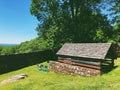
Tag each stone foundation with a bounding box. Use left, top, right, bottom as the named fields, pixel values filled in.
left=49, top=61, right=101, bottom=77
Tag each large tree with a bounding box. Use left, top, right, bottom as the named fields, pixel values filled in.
left=30, top=0, right=113, bottom=49
left=101, top=0, right=120, bottom=42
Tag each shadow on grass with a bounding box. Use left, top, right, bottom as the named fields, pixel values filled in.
left=0, top=50, right=55, bottom=75
left=101, top=65, right=118, bottom=74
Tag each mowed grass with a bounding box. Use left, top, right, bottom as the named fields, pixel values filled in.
left=0, top=59, right=120, bottom=90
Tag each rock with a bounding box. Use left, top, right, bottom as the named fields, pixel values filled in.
left=49, top=61, right=101, bottom=77
left=0, top=74, right=27, bottom=85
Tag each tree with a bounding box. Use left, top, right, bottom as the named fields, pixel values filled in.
left=100, top=0, right=120, bottom=42
left=0, top=46, right=4, bottom=54
left=30, top=0, right=113, bottom=49
left=1, top=46, right=17, bottom=55
left=16, top=37, right=51, bottom=53
left=110, top=0, right=120, bottom=23
left=112, top=22, right=120, bottom=42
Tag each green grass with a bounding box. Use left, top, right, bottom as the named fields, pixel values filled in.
left=0, top=59, right=120, bottom=90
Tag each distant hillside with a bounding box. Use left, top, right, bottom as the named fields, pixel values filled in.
left=0, top=44, right=18, bottom=47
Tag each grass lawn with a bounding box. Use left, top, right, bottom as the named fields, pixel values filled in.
left=0, top=58, right=120, bottom=90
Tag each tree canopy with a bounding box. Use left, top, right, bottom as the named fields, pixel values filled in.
left=30, top=0, right=120, bottom=50
left=30, top=0, right=118, bottom=48
left=0, top=0, right=120, bottom=55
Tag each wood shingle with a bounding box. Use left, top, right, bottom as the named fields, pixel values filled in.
left=56, top=43, right=112, bottom=59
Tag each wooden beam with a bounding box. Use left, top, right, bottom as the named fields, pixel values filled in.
left=111, top=59, right=114, bottom=67
left=74, top=62, right=101, bottom=70
left=58, top=60, right=101, bottom=70
left=69, top=59, right=100, bottom=66
left=58, top=57, right=101, bottom=66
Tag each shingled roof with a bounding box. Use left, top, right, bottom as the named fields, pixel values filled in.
left=56, top=43, right=112, bottom=59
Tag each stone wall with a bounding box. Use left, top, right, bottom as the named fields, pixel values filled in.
left=49, top=61, right=101, bottom=77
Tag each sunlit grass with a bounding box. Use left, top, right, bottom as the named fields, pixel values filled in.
left=0, top=59, right=120, bottom=90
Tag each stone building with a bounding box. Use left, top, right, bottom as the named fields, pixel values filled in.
left=49, top=43, right=117, bottom=76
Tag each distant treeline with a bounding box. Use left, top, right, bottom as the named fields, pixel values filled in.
left=0, top=37, right=54, bottom=55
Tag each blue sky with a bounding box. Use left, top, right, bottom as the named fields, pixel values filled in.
left=0, top=0, right=38, bottom=44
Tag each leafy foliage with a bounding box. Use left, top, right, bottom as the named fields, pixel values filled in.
left=112, top=22, right=120, bottom=42
left=0, top=0, right=120, bottom=55
left=0, top=46, right=4, bottom=54
left=30, top=0, right=117, bottom=50
left=0, top=46, right=17, bottom=55
left=14, top=37, right=49, bottom=53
